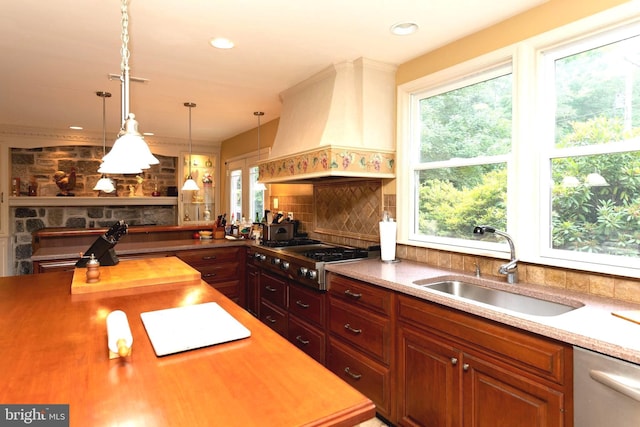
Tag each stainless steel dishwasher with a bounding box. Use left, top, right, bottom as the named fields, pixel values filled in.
left=574, top=346, right=640, bottom=426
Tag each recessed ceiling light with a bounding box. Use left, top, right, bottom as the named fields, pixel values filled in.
left=210, top=37, right=234, bottom=49
left=69, top=126, right=83, bottom=130
left=390, top=22, right=419, bottom=36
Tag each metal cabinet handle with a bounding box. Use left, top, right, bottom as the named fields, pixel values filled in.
left=201, top=255, right=217, bottom=260
left=344, top=367, right=362, bottom=380
left=463, top=363, right=469, bottom=371
left=344, top=289, right=362, bottom=299
left=295, top=300, right=310, bottom=309
left=451, top=358, right=458, bottom=365
left=203, top=272, right=216, bottom=278
left=265, top=315, right=276, bottom=324
left=295, top=335, right=310, bottom=345
left=590, top=370, right=640, bottom=402
left=264, top=285, right=277, bottom=292
left=344, top=323, right=362, bottom=334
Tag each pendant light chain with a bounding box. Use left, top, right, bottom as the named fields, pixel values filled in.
left=120, top=0, right=130, bottom=73
left=120, top=0, right=131, bottom=124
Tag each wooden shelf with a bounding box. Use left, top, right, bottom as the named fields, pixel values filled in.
left=9, top=196, right=178, bottom=207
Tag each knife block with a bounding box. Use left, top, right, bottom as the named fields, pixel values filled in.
left=214, top=227, right=226, bottom=239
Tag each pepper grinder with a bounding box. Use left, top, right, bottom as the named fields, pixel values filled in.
left=86, top=253, right=100, bottom=283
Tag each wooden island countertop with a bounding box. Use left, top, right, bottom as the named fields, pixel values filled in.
left=0, top=269, right=374, bottom=426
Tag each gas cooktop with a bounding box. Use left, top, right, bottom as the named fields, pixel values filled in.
left=260, top=238, right=321, bottom=248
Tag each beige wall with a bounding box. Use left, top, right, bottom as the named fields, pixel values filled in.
left=219, top=118, right=279, bottom=214
left=397, top=0, right=631, bottom=85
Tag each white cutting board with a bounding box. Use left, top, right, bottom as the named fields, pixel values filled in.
left=140, top=302, right=251, bottom=357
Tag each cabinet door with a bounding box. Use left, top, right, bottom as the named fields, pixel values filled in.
left=260, top=271, right=287, bottom=309
left=288, top=316, right=325, bottom=364
left=328, top=337, right=392, bottom=419
left=245, top=263, right=260, bottom=317
left=462, top=352, right=565, bottom=427
left=179, top=152, right=217, bottom=225
left=0, top=237, right=7, bottom=277
left=397, top=325, right=462, bottom=427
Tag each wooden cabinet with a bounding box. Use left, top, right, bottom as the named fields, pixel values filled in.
left=177, top=247, right=244, bottom=303
left=251, top=267, right=327, bottom=365
left=396, top=294, right=572, bottom=427
left=259, top=271, right=288, bottom=338
left=326, top=272, right=394, bottom=421
left=179, top=152, right=218, bottom=225
left=288, top=282, right=326, bottom=364
left=245, top=257, right=260, bottom=318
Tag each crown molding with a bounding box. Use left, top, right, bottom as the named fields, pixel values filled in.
left=0, top=124, right=220, bottom=155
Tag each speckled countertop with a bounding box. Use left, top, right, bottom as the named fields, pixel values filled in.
left=325, top=257, right=640, bottom=365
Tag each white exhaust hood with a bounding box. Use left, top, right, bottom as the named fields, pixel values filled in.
left=258, top=57, right=397, bottom=183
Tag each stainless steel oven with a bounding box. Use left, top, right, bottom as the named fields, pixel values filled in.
left=574, top=346, right=640, bottom=426
left=248, top=241, right=374, bottom=291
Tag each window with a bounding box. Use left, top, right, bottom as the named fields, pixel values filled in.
left=229, top=168, right=242, bottom=223
left=543, top=26, right=640, bottom=264
left=398, top=4, right=640, bottom=277
left=410, top=66, right=512, bottom=244
left=227, top=151, right=268, bottom=225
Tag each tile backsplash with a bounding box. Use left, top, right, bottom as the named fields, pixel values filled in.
left=271, top=183, right=640, bottom=305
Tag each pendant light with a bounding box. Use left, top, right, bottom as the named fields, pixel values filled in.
left=182, top=102, right=200, bottom=191
left=93, top=91, right=116, bottom=193
left=254, top=111, right=266, bottom=191
left=98, top=0, right=159, bottom=175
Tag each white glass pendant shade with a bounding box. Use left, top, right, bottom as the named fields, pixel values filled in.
left=182, top=176, right=200, bottom=191
left=93, top=176, right=115, bottom=193
left=98, top=114, right=159, bottom=174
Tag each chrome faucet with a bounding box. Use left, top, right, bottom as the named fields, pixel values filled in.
left=473, top=226, right=518, bottom=284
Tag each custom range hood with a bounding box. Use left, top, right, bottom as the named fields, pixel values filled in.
left=258, top=57, right=397, bottom=183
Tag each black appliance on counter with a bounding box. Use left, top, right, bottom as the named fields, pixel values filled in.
left=75, top=220, right=128, bottom=267
left=248, top=240, right=375, bottom=291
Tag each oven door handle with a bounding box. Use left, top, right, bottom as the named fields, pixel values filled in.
left=590, top=369, right=640, bottom=403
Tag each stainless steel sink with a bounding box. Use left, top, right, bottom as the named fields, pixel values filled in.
left=414, top=280, right=582, bottom=316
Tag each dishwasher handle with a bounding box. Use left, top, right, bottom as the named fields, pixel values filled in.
left=590, top=369, right=640, bottom=402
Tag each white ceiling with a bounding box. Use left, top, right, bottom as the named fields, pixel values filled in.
left=0, top=0, right=546, bottom=145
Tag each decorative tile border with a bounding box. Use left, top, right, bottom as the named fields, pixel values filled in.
left=258, top=146, right=395, bottom=182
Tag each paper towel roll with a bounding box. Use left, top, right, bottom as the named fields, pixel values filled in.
left=379, top=221, right=397, bottom=261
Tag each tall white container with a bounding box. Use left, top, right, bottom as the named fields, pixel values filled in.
left=379, top=220, right=397, bottom=261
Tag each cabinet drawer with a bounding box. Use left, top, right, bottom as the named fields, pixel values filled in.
left=328, top=338, right=391, bottom=417
left=261, top=272, right=287, bottom=309
left=288, top=316, right=325, bottom=365
left=289, top=284, right=325, bottom=328
left=327, top=273, right=392, bottom=316
left=329, top=298, right=391, bottom=364
left=199, top=263, right=239, bottom=284
left=177, top=247, right=242, bottom=267
left=260, top=301, right=287, bottom=338
left=209, top=280, right=240, bottom=300
left=397, top=294, right=569, bottom=385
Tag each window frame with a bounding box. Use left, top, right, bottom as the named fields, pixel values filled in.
left=397, top=4, right=640, bottom=278
left=226, top=148, right=269, bottom=224
left=408, top=62, right=513, bottom=247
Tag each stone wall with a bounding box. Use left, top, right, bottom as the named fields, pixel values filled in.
left=12, top=204, right=177, bottom=275
left=9, top=145, right=180, bottom=275
left=11, top=146, right=177, bottom=197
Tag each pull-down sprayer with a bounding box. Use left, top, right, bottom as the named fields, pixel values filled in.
left=473, top=226, right=518, bottom=284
